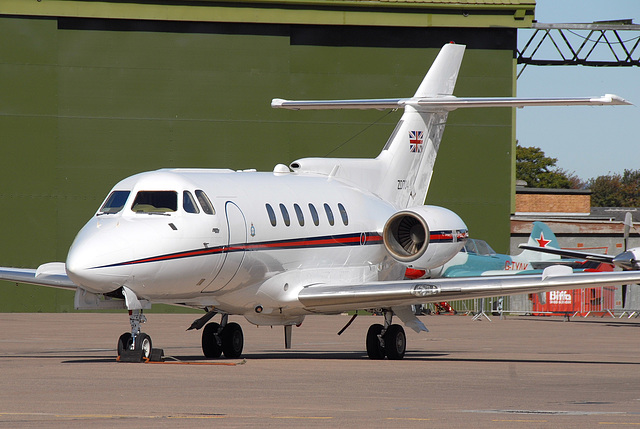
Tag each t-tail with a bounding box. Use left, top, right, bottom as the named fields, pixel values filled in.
left=373, top=44, right=464, bottom=208
left=272, top=43, right=630, bottom=209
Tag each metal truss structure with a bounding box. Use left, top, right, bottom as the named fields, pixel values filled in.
left=518, top=20, right=640, bottom=78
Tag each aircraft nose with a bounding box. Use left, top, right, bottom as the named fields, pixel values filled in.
left=65, top=219, right=133, bottom=293
left=612, top=250, right=638, bottom=271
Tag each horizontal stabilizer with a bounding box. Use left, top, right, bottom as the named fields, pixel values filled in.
left=518, top=244, right=615, bottom=264
left=271, top=98, right=404, bottom=110
left=271, top=94, right=631, bottom=111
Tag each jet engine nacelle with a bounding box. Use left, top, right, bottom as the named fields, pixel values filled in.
left=383, top=205, right=468, bottom=270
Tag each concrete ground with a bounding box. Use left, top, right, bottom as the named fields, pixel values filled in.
left=0, top=312, right=639, bottom=428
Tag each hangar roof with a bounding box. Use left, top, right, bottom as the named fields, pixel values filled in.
left=0, top=0, right=535, bottom=28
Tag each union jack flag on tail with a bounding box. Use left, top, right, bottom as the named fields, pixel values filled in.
left=409, top=130, right=423, bottom=153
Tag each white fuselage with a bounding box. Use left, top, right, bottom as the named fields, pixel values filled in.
left=65, top=168, right=415, bottom=322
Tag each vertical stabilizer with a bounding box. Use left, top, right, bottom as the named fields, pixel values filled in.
left=515, top=221, right=562, bottom=263
left=373, top=44, right=465, bottom=208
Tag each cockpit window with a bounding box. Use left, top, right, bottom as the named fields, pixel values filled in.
left=463, top=239, right=478, bottom=254
left=183, top=191, right=200, bottom=214
left=99, top=191, right=130, bottom=215
left=474, top=239, right=496, bottom=256
left=195, top=190, right=215, bottom=215
left=132, top=191, right=177, bottom=213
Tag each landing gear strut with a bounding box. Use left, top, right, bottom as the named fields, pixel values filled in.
left=365, top=310, right=406, bottom=360
left=201, top=314, right=244, bottom=359
left=117, top=309, right=153, bottom=361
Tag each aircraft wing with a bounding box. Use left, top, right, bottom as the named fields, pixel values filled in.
left=0, top=263, right=77, bottom=290
left=271, top=94, right=631, bottom=111
left=518, top=244, right=615, bottom=264
left=298, top=268, right=640, bottom=313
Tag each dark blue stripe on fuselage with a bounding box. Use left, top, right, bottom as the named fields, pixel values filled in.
left=92, top=229, right=462, bottom=270
left=93, top=232, right=383, bottom=269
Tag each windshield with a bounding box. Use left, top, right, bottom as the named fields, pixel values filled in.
left=463, top=239, right=478, bottom=254
left=474, top=240, right=496, bottom=256
left=132, top=191, right=177, bottom=213
left=98, top=191, right=130, bottom=215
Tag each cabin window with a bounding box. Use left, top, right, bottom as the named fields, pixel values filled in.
left=183, top=191, right=200, bottom=214
left=132, top=191, right=177, bottom=213
left=324, top=203, right=334, bottom=226
left=294, top=204, right=304, bottom=226
left=338, top=203, right=348, bottom=226
left=266, top=204, right=277, bottom=226
left=99, top=190, right=130, bottom=215
left=195, top=190, right=215, bottom=215
left=280, top=203, right=291, bottom=227
left=308, top=203, right=319, bottom=226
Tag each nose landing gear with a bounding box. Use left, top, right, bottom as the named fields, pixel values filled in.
left=117, top=309, right=160, bottom=362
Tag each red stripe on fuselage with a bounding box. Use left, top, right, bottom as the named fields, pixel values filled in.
left=95, top=233, right=383, bottom=269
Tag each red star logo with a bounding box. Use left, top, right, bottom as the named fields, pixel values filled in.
left=536, top=232, right=551, bottom=248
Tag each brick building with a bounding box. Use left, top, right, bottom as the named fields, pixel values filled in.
left=515, top=186, right=591, bottom=216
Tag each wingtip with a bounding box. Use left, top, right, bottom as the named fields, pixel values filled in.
left=602, top=94, right=633, bottom=105
left=271, top=98, right=286, bottom=108
left=542, top=265, right=573, bottom=281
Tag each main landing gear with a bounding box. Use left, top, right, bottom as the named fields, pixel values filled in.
left=366, top=310, right=406, bottom=360
left=117, top=309, right=156, bottom=362
left=201, top=314, right=244, bottom=359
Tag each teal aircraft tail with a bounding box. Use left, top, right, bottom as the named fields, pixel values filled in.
left=515, top=222, right=562, bottom=264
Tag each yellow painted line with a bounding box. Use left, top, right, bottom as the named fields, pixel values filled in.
left=0, top=412, right=226, bottom=420
left=167, top=415, right=226, bottom=419
left=271, top=416, right=333, bottom=420
left=145, top=360, right=241, bottom=366
left=54, top=414, right=149, bottom=419
left=493, top=419, right=548, bottom=423
left=599, top=423, right=640, bottom=426
left=386, top=417, right=433, bottom=421
left=0, top=412, right=157, bottom=419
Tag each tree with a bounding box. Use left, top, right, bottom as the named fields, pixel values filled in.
left=589, top=169, right=640, bottom=207
left=516, top=144, right=578, bottom=189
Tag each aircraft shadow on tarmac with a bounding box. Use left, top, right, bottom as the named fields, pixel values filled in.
left=50, top=350, right=640, bottom=366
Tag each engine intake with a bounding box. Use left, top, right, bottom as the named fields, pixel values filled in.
left=384, top=212, right=429, bottom=262
left=383, top=206, right=468, bottom=270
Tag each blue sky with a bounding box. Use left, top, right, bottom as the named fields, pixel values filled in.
left=516, top=0, right=640, bottom=181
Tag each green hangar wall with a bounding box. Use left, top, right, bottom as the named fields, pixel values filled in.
left=0, top=0, right=534, bottom=312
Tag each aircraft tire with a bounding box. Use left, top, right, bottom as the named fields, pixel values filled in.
left=366, top=324, right=386, bottom=360
left=135, top=333, right=153, bottom=360
left=117, top=332, right=132, bottom=357
left=384, top=324, right=406, bottom=360
left=221, top=322, right=244, bottom=359
left=202, top=322, right=223, bottom=358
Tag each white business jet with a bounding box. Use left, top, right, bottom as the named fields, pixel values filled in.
left=1, top=43, right=637, bottom=360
